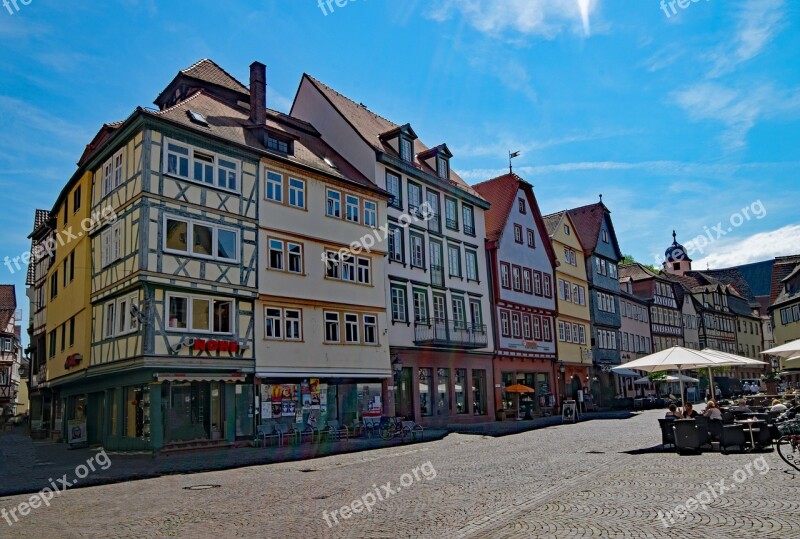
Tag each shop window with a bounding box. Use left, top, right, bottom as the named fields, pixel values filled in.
left=455, top=369, right=467, bottom=414
left=472, top=369, right=487, bottom=415
left=419, top=368, right=433, bottom=416
left=124, top=385, right=150, bottom=440
left=437, top=368, right=450, bottom=414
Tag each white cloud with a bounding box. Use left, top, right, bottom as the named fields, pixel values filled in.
left=428, top=0, right=599, bottom=39
left=671, top=82, right=800, bottom=150
left=706, top=0, right=786, bottom=78
left=452, top=129, right=635, bottom=158
left=692, top=225, right=800, bottom=269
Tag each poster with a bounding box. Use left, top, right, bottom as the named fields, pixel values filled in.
left=310, top=378, right=321, bottom=409
left=261, top=402, right=272, bottom=419
left=302, top=393, right=312, bottom=410
left=271, top=385, right=282, bottom=403
left=282, top=400, right=296, bottom=417
left=67, top=419, right=87, bottom=445
left=272, top=403, right=282, bottom=417
left=319, top=385, right=328, bottom=414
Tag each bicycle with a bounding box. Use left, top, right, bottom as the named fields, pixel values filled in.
left=379, top=416, right=406, bottom=441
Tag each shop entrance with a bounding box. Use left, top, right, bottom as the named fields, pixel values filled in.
left=166, top=382, right=223, bottom=441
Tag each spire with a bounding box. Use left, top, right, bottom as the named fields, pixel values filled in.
left=672, top=230, right=677, bottom=243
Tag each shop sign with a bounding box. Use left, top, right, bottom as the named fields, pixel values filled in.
left=191, top=338, right=239, bottom=353
left=67, top=419, right=87, bottom=445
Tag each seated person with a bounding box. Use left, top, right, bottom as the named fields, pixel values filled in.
left=703, top=401, right=722, bottom=420
left=730, top=399, right=752, bottom=413
left=681, top=403, right=699, bottom=419
left=770, top=399, right=787, bottom=413
left=665, top=403, right=680, bottom=418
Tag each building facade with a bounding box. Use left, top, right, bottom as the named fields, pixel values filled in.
left=566, top=202, right=623, bottom=403
left=543, top=210, right=592, bottom=400
left=617, top=278, right=652, bottom=398
left=475, top=173, right=559, bottom=417
left=0, top=286, right=22, bottom=417
left=292, top=75, right=495, bottom=425
left=768, top=256, right=800, bottom=383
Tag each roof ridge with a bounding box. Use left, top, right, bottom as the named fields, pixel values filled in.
left=182, top=58, right=248, bottom=92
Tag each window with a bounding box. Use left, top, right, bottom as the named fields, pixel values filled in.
left=264, top=171, right=283, bottom=202
left=364, top=200, right=377, bottom=227
left=49, top=330, right=56, bottom=357
left=345, top=313, right=360, bottom=343
left=345, top=195, right=360, bottom=223
left=462, top=205, right=475, bottom=236
left=325, top=312, right=340, bottom=342
left=386, top=172, right=401, bottom=208
left=448, top=245, right=461, bottom=278
left=104, top=301, right=116, bottom=338
left=115, top=294, right=138, bottom=336
left=391, top=286, right=407, bottom=323
left=102, top=158, right=113, bottom=197
left=341, top=254, right=356, bottom=282
left=542, top=319, right=552, bottom=341
left=564, top=224, right=570, bottom=235
left=437, top=157, right=449, bottom=179
left=500, top=262, right=511, bottom=289
left=558, top=321, right=565, bottom=341
left=164, top=140, right=238, bottom=192
left=413, top=289, right=428, bottom=323
left=523, top=268, right=532, bottom=294
left=357, top=257, right=371, bottom=284
left=469, top=300, right=482, bottom=327
left=563, top=280, right=572, bottom=302
left=163, top=216, right=238, bottom=262
left=73, top=186, right=81, bottom=213
left=533, top=272, right=542, bottom=296
left=465, top=250, right=479, bottom=281
left=288, top=178, right=305, bottom=208
left=407, top=182, right=422, bottom=213
left=558, top=279, right=565, bottom=300
left=399, top=138, right=412, bottom=162
left=514, top=224, right=523, bottom=244
left=601, top=229, right=609, bottom=243
left=284, top=309, right=301, bottom=340
left=609, top=264, right=618, bottom=279
left=101, top=222, right=123, bottom=267
left=445, top=197, right=458, bottom=230
left=69, top=317, right=75, bottom=346
left=167, top=294, right=233, bottom=334
left=326, top=189, right=341, bottom=218
left=68, top=251, right=75, bottom=283
left=511, top=313, right=521, bottom=337
left=512, top=265, right=522, bottom=291
left=288, top=243, right=303, bottom=274
left=523, top=315, right=531, bottom=339
left=426, top=190, right=441, bottom=233
left=578, top=325, right=586, bottom=344
left=527, top=229, right=535, bottom=248
left=265, top=308, right=282, bottom=339
left=388, top=225, right=404, bottom=262
left=410, top=233, right=425, bottom=269
left=60, top=322, right=66, bottom=351
left=433, top=294, right=447, bottom=322
left=50, top=271, right=58, bottom=299
left=533, top=317, right=542, bottom=340
left=266, top=135, right=291, bottom=154
left=269, top=239, right=284, bottom=270
left=472, top=369, right=487, bottom=416
left=364, top=315, right=378, bottom=344
left=565, top=248, right=577, bottom=266
left=112, top=149, right=124, bottom=189
left=452, top=297, right=466, bottom=329
left=500, top=311, right=510, bottom=337
left=518, top=198, right=526, bottom=214
left=564, top=321, right=572, bottom=343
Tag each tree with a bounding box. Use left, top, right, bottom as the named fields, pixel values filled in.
left=620, top=254, right=660, bottom=274
left=648, top=371, right=667, bottom=398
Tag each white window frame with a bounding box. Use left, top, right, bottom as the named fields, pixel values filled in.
left=363, top=314, right=378, bottom=344
left=284, top=309, right=302, bottom=341
left=410, top=234, right=425, bottom=269
left=103, top=301, right=116, bottom=339
left=265, top=170, right=284, bottom=203
left=288, top=177, right=305, bottom=208
left=364, top=200, right=377, bottom=227
left=344, top=313, right=360, bottom=343
left=326, top=189, right=342, bottom=218
left=264, top=307, right=283, bottom=340
left=465, top=250, right=479, bottom=281
left=345, top=194, right=360, bottom=223
left=165, top=293, right=235, bottom=335
left=163, top=138, right=240, bottom=193
left=357, top=257, right=371, bottom=285
left=163, top=215, right=240, bottom=263
left=101, top=222, right=123, bottom=268
left=324, top=311, right=341, bottom=342
left=391, top=286, right=407, bottom=323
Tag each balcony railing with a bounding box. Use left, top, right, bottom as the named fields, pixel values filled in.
left=446, top=218, right=459, bottom=231
left=428, top=216, right=441, bottom=233
left=463, top=223, right=475, bottom=236
left=430, top=264, right=444, bottom=287
left=414, top=319, right=488, bottom=349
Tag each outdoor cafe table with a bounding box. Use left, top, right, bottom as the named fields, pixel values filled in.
left=735, top=418, right=763, bottom=450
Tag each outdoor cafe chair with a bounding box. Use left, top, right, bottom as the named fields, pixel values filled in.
left=720, top=424, right=747, bottom=454
left=754, top=423, right=773, bottom=450
left=708, top=418, right=724, bottom=443
left=658, top=418, right=676, bottom=450
left=673, top=420, right=703, bottom=454
left=693, top=417, right=713, bottom=450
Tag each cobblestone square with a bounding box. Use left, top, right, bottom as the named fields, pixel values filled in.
left=2, top=410, right=798, bottom=538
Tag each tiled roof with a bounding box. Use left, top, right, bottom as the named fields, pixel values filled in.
left=771, top=256, right=800, bottom=307
left=727, top=294, right=756, bottom=317
left=146, top=90, right=376, bottom=191
left=703, top=267, right=758, bottom=304
left=473, top=173, right=525, bottom=241
left=565, top=202, right=606, bottom=254
left=298, top=75, right=483, bottom=200
left=181, top=58, right=248, bottom=94
left=542, top=211, right=563, bottom=236
left=619, top=262, right=660, bottom=281
left=0, top=285, right=16, bottom=330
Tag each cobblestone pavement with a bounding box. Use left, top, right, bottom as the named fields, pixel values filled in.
left=1, top=409, right=798, bottom=538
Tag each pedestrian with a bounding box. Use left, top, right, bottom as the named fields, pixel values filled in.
left=742, top=382, right=750, bottom=395
left=715, top=386, right=722, bottom=401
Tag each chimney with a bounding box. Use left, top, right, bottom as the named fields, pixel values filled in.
left=249, top=61, right=267, bottom=126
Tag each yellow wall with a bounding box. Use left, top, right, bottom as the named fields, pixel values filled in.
left=773, top=298, right=800, bottom=370
left=44, top=171, right=93, bottom=382
left=550, top=213, right=591, bottom=365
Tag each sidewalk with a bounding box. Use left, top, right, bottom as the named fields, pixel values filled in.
left=0, top=411, right=636, bottom=497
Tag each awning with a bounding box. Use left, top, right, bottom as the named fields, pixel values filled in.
left=154, top=373, right=246, bottom=382
left=256, top=370, right=391, bottom=379
left=612, top=368, right=641, bottom=378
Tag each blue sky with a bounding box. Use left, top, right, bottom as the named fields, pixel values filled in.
left=1, top=0, right=799, bottom=327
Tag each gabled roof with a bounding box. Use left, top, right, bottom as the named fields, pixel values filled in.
left=473, top=172, right=557, bottom=264
left=734, top=259, right=774, bottom=297
left=145, top=89, right=377, bottom=191
left=0, top=285, right=16, bottom=330
left=294, top=74, right=483, bottom=200
left=619, top=262, right=661, bottom=281
left=542, top=211, right=563, bottom=237
left=701, top=267, right=758, bottom=304
left=770, top=255, right=800, bottom=307
left=565, top=202, right=622, bottom=260
left=155, top=59, right=249, bottom=106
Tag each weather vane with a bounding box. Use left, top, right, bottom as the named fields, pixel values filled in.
left=509, top=151, right=520, bottom=174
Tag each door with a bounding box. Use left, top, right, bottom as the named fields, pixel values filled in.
left=432, top=294, right=447, bottom=342
left=395, top=367, right=414, bottom=419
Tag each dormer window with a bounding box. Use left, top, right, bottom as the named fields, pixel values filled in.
left=400, top=139, right=412, bottom=162
left=437, top=157, right=449, bottom=179
left=267, top=134, right=292, bottom=155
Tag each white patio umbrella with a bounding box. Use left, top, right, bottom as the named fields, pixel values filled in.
left=762, top=338, right=800, bottom=358
left=699, top=349, right=767, bottom=399
left=633, top=374, right=699, bottom=384
left=613, top=347, right=722, bottom=406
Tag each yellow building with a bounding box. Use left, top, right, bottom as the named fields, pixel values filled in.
left=769, top=256, right=800, bottom=383
left=543, top=211, right=592, bottom=398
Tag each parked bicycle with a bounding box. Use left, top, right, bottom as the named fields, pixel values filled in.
left=379, top=416, right=406, bottom=441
